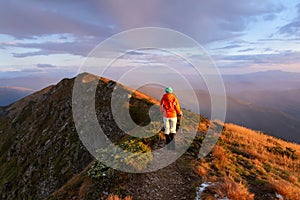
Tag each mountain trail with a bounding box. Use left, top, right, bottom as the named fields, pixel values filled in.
left=127, top=153, right=200, bottom=200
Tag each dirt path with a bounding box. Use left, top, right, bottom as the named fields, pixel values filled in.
left=127, top=143, right=201, bottom=200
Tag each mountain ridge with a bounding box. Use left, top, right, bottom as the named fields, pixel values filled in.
left=0, top=74, right=299, bottom=199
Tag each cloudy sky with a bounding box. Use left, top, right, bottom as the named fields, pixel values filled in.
left=1, top=0, right=300, bottom=88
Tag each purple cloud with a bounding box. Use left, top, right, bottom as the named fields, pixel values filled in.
left=0, top=0, right=284, bottom=44
left=279, top=3, right=300, bottom=36
left=9, top=39, right=97, bottom=57
left=2, top=0, right=299, bottom=77
left=238, top=48, right=255, bottom=52
left=280, top=21, right=300, bottom=35
left=215, top=50, right=300, bottom=69
left=214, top=45, right=241, bottom=50
left=0, top=1, right=115, bottom=39
left=37, top=64, right=56, bottom=68
left=12, top=51, right=49, bottom=58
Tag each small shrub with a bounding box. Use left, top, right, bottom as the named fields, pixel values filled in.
left=263, top=162, right=272, bottom=172
left=266, top=145, right=298, bottom=160
left=96, top=139, right=153, bottom=171
left=203, top=176, right=254, bottom=200
left=198, top=123, right=208, bottom=133
left=88, top=160, right=115, bottom=184
left=195, top=165, right=207, bottom=177
left=288, top=175, right=298, bottom=184
left=212, top=145, right=228, bottom=170
left=269, top=179, right=300, bottom=200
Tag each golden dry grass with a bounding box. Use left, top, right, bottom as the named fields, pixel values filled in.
left=268, top=179, right=300, bottom=200
left=223, top=124, right=300, bottom=177
left=212, top=145, right=229, bottom=170
left=202, top=176, right=254, bottom=200
left=196, top=123, right=300, bottom=199
left=195, top=165, right=207, bottom=177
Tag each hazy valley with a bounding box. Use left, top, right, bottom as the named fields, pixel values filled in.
left=138, top=70, right=300, bottom=143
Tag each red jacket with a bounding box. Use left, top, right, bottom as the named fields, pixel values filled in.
left=160, top=93, right=181, bottom=118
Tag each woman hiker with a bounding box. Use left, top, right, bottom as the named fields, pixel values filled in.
left=160, top=87, right=182, bottom=150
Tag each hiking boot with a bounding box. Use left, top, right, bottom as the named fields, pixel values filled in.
left=165, top=134, right=171, bottom=145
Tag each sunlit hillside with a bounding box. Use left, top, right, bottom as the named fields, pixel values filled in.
left=194, top=123, right=300, bottom=199
left=1, top=75, right=300, bottom=200
left=50, top=121, right=300, bottom=200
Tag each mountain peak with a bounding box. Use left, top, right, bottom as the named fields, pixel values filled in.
left=0, top=75, right=299, bottom=199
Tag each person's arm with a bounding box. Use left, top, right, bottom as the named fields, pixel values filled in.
left=174, top=96, right=182, bottom=116
left=160, top=96, right=164, bottom=113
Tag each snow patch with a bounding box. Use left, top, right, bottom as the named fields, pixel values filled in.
left=275, top=192, right=283, bottom=200
left=195, top=182, right=214, bottom=200
left=195, top=182, right=230, bottom=200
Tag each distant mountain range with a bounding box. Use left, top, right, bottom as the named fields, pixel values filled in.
left=0, top=86, right=34, bottom=106
left=223, top=70, right=300, bottom=142
left=138, top=70, right=300, bottom=143
left=1, top=70, right=300, bottom=141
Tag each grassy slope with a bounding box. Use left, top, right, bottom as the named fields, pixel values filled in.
left=49, top=121, right=300, bottom=200
left=197, top=124, right=300, bottom=200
